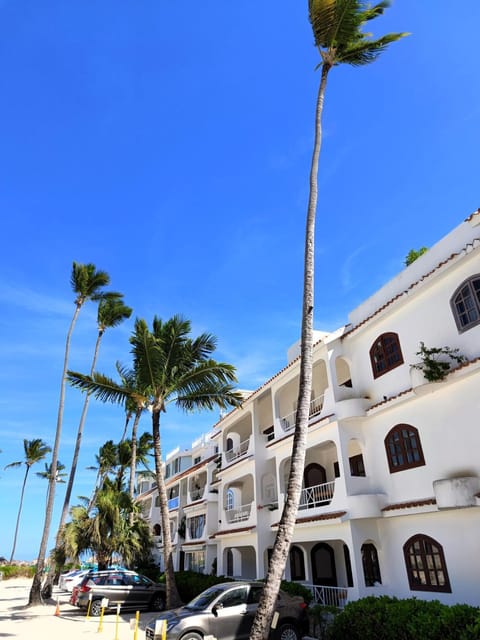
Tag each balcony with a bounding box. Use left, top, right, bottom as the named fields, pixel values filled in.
left=189, top=486, right=206, bottom=502
left=225, top=502, right=253, bottom=524
left=298, top=480, right=335, bottom=509
left=280, top=395, right=325, bottom=433
left=225, top=437, right=251, bottom=464
left=168, top=496, right=180, bottom=510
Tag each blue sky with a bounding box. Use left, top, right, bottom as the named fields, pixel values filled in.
left=0, top=1, right=479, bottom=561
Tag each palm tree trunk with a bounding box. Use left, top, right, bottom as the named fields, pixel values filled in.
left=250, top=63, right=330, bottom=640
left=120, top=411, right=132, bottom=442
left=29, top=302, right=81, bottom=605
left=47, top=329, right=104, bottom=588
left=9, top=467, right=29, bottom=563
left=128, top=409, right=142, bottom=525
left=152, top=409, right=182, bottom=609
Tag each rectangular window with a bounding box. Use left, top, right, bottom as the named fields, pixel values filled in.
left=349, top=454, right=366, bottom=477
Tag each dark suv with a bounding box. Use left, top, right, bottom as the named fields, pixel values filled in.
left=71, top=569, right=166, bottom=616
left=145, top=581, right=308, bottom=640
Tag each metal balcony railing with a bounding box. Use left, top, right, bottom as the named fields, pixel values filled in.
left=225, top=437, right=250, bottom=463
left=279, top=395, right=325, bottom=432
left=299, top=480, right=335, bottom=509
left=225, top=502, right=253, bottom=524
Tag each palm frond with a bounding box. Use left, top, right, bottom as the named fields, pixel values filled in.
left=67, top=370, right=133, bottom=405
left=339, top=32, right=409, bottom=65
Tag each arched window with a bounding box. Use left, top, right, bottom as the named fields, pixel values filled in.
left=289, top=546, right=305, bottom=581
left=361, top=543, right=382, bottom=586
left=153, top=523, right=161, bottom=536
left=370, top=332, right=404, bottom=378
left=226, top=488, right=235, bottom=511
left=385, top=424, right=425, bottom=473
left=451, top=275, right=480, bottom=332
left=403, top=534, right=451, bottom=592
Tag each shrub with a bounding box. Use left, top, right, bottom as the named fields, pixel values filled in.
left=280, top=579, right=313, bottom=604
left=165, top=571, right=235, bottom=603
left=0, top=564, right=36, bottom=579
left=326, top=596, right=480, bottom=640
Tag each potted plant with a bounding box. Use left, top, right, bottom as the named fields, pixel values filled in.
left=411, top=342, right=466, bottom=383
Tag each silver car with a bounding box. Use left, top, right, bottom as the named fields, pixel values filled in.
left=145, top=581, right=308, bottom=640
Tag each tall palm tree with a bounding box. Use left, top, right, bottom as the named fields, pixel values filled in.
left=115, top=362, right=148, bottom=505
left=67, top=314, right=242, bottom=608
left=36, top=461, right=67, bottom=507
left=87, top=439, right=119, bottom=512
left=250, top=3, right=407, bottom=637
left=29, top=262, right=114, bottom=605
left=45, top=296, right=132, bottom=586
left=5, top=439, right=51, bottom=563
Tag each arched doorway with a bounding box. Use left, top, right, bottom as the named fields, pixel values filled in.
left=311, top=542, right=337, bottom=587
left=304, top=463, right=326, bottom=487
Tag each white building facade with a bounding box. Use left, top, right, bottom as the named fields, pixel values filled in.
left=137, top=209, right=480, bottom=607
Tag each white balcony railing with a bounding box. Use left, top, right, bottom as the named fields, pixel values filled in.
left=299, top=480, right=335, bottom=509
left=306, top=584, right=349, bottom=608
left=225, top=438, right=250, bottom=463
left=280, top=395, right=325, bottom=432
left=168, top=496, right=180, bottom=510
left=225, top=502, right=253, bottom=524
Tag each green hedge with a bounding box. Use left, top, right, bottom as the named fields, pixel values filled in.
left=327, top=596, right=480, bottom=640
left=154, top=571, right=313, bottom=606
left=0, top=565, right=36, bottom=579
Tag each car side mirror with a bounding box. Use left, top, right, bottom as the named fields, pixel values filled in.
left=212, top=603, right=224, bottom=616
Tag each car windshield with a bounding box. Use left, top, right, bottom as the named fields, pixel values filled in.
left=185, top=586, right=226, bottom=610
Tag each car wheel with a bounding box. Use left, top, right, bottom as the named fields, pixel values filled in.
left=180, top=633, right=203, bottom=640
left=277, top=622, right=300, bottom=640
left=90, top=600, right=103, bottom=617
left=150, top=593, right=166, bottom=612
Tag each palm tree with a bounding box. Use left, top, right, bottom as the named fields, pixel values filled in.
left=250, top=3, right=407, bottom=638
left=45, top=296, right=132, bottom=586
left=5, top=439, right=51, bottom=563
left=36, top=461, right=67, bottom=507
left=29, top=262, right=114, bottom=605
left=115, top=363, right=148, bottom=505
left=67, top=314, right=242, bottom=608
left=87, top=439, right=119, bottom=512
left=62, top=484, right=151, bottom=571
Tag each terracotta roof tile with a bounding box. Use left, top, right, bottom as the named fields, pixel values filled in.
left=344, top=234, right=480, bottom=337
left=464, top=208, right=480, bottom=222
left=382, top=497, right=436, bottom=512
left=271, top=511, right=347, bottom=527
left=210, top=526, right=256, bottom=538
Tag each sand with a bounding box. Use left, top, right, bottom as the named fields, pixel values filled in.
left=0, top=577, right=159, bottom=640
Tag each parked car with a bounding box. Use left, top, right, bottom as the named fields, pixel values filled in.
left=59, top=569, right=90, bottom=592
left=71, top=569, right=166, bottom=616
left=145, top=581, right=309, bottom=640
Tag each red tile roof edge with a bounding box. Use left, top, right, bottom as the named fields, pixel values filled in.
left=344, top=233, right=480, bottom=337
left=210, top=526, right=256, bottom=538
left=382, top=497, right=436, bottom=512
left=272, top=511, right=347, bottom=527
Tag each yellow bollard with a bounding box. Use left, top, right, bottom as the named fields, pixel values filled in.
left=97, top=598, right=108, bottom=633
left=154, top=619, right=167, bottom=640
left=114, top=603, right=121, bottom=640
left=86, top=593, right=93, bottom=621
left=97, top=606, right=104, bottom=633
left=133, top=611, right=140, bottom=640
